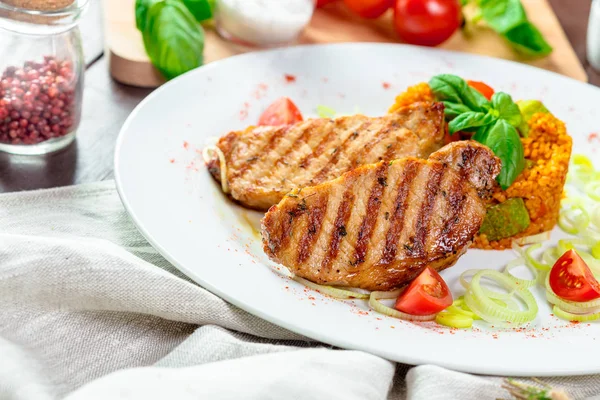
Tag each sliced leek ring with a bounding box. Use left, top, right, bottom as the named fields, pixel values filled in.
left=293, top=276, right=369, bottom=300
left=553, top=305, right=600, bottom=322
left=524, top=244, right=551, bottom=272
left=460, top=269, right=515, bottom=300
left=465, top=270, right=538, bottom=325
left=202, top=146, right=230, bottom=194
left=513, top=231, right=551, bottom=246
left=435, top=311, right=473, bottom=329
left=504, top=258, right=537, bottom=289
left=585, top=181, right=600, bottom=202
left=558, top=204, right=590, bottom=234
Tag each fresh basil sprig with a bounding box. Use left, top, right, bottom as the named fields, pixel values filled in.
left=429, top=74, right=490, bottom=114
left=136, top=0, right=212, bottom=80
left=135, top=0, right=160, bottom=32
left=476, top=119, right=525, bottom=189
left=181, top=0, right=215, bottom=22
left=477, top=0, right=552, bottom=57
left=491, top=92, right=521, bottom=127
left=429, top=74, right=525, bottom=190
left=448, top=111, right=496, bottom=134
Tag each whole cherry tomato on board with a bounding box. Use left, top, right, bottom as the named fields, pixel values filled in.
left=395, top=266, right=453, bottom=315
left=549, top=250, right=600, bottom=302
left=467, top=80, right=495, bottom=100
left=394, top=0, right=462, bottom=46
left=343, top=0, right=394, bottom=19
left=316, top=0, right=337, bottom=7
left=258, top=97, right=304, bottom=126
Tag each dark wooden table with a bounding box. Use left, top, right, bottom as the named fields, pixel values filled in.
left=0, top=0, right=595, bottom=193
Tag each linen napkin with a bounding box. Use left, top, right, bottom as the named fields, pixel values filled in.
left=1, top=181, right=599, bottom=400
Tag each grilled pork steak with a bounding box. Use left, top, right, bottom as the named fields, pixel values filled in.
left=261, top=141, right=501, bottom=291
left=205, top=102, right=446, bottom=210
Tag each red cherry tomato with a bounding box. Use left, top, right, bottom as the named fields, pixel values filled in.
left=258, top=97, right=304, bottom=126
left=316, top=0, right=337, bottom=7
left=395, top=266, right=453, bottom=315
left=443, top=125, right=461, bottom=145
left=394, top=0, right=461, bottom=46
left=549, top=250, right=600, bottom=302
left=343, top=0, right=394, bottom=18
left=467, top=80, right=495, bottom=100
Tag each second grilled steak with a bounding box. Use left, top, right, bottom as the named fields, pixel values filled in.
left=261, top=142, right=501, bottom=291
left=205, top=102, right=446, bottom=210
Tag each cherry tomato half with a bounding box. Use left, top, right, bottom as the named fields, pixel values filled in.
left=316, top=0, right=337, bottom=7
left=343, top=0, right=394, bottom=19
left=394, top=0, right=461, bottom=47
left=549, top=250, right=600, bottom=302
left=467, top=80, right=495, bottom=100
left=395, top=266, right=453, bottom=315
left=258, top=97, right=304, bottom=126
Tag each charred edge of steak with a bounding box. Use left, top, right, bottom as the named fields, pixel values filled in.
left=205, top=131, right=241, bottom=184
left=206, top=156, right=221, bottom=183
left=424, top=102, right=446, bottom=140
left=429, top=141, right=501, bottom=199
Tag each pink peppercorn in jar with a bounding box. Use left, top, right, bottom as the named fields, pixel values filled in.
left=0, top=0, right=87, bottom=154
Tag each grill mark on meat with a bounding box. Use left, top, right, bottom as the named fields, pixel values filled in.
left=438, top=174, right=468, bottom=252
left=352, top=163, right=389, bottom=266
left=233, top=125, right=290, bottom=179
left=260, top=140, right=502, bottom=291
left=455, top=145, right=475, bottom=179
left=278, top=121, right=331, bottom=186
left=383, top=137, right=402, bottom=160
left=408, top=163, right=445, bottom=258
left=296, top=120, right=340, bottom=170
left=272, top=200, right=305, bottom=254
left=211, top=103, right=449, bottom=210
left=361, top=120, right=395, bottom=160
left=321, top=188, right=355, bottom=272
left=312, top=120, right=371, bottom=182
left=377, top=160, right=420, bottom=266
left=296, top=194, right=329, bottom=264
left=273, top=123, right=318, bottom=170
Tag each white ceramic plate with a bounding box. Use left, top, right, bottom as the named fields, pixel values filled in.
left=115, top=43, right=600, bottom=376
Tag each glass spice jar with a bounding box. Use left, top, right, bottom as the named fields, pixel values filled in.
left=0, top=0, right=87, bottom=154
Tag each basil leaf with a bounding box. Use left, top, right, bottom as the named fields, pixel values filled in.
left=478, top=0, right=526, bottom=33
left=182, top=0, right=214, bottom=22
left=491, top=92, right=522, bottom=127
left=429, top=74, right=490, bottom=113
left=504, top=23, right=553, bottom=57
left=143, top=0, right=205, bottom=80
left=135, top=0, right=161, bottom=31
left=472, top=124, right=490, bottom=143
left=442, top=101, right=472, bottom=119
left=448, top=111, right=496, bottom=134
left=480, top=119, right=525, bottom=190
left=478, top=0, right=552, bottom=57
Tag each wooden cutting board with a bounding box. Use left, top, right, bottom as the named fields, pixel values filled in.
left=103, top=0, right=587, bottom=88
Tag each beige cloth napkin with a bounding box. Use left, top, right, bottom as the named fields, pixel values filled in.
left=1, top=181, right=599, bottom=399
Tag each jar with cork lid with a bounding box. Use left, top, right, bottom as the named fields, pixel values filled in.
left=0, top=0, right=87, bottom=154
